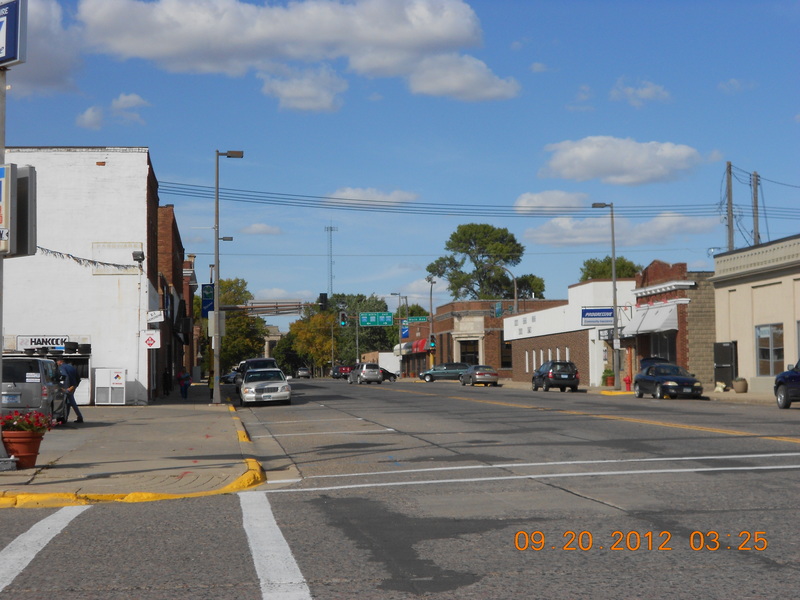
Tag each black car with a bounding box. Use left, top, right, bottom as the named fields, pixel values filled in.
left=775, top=360, right=800, bottom=409
left=531, top=361, right=579, bottom=392
left=380, top=368, right=397, bottom=382
left=220, top=371, right=238, bottom=384
left=634, top=363, right=703, bottom=399
left=331, top=365, right=353, bottom=379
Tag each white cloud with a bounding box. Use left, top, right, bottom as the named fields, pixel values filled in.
left=540, top=136, right=704, bottom=185
left=76, top=106, right=104, bottom=130
left=240, top=223, right=282, bottom=235
left=514, top=190, right=588, bottom=214
left=717, top=78, right=757, bottom=94
left=259, top=66, right=348, bottom=112
left=7, top=0, right=83, bottom=96
left=110, top=93, right=151, bottom=124
left=530, top=62, right=548, bottom=73
left=524, top=213, right=720, bottom=247
left=610, top=77, right=670, bottom=108
left=75, top=0, right=514, bottom=104
left=408, top=54, right=520, bottom=101
left=331, top=187, right=419, bottom=205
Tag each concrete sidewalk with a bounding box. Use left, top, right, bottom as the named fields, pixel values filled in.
left=0, top=383, right=264, bottom=508
left=0, top=378, right=778, bottom=509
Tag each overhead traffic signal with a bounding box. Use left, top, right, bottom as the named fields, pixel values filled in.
left=429, top=335, right=436, bottom=350
left=318, top=293, right=328, bottom=311
left=339, top=311, right=348, bottom=326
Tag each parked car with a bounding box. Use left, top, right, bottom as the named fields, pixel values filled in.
left=1, top=356, right=67, bottom=422
left=459, top=364, right=499, bottom=387
left=239, top=368, right=292, bottom=405
left=348, top=362, right=383, bottom=384
left=531, top=361, right=580, bottom=392
left=380, top=368, right=397, bottom=382
left=220, top=371, right=238, bottom=384
left=296, top=367, right=311, bottom=378
left=418, top=363, right=469, bottom=382
left=634, top=363, right=703, bottom=399
left=331, top=365, right=353, bottom=379
left=234, top=358, right=279, bottom=390
left=775, top=360, right=800, bottom=409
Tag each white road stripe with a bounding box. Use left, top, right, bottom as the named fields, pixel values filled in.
left=263, top=463, right=800, bottom=494
left=305, top=451, right=800, bottom=479
left=253, top=428, right=395, bottom=438
left=257, top=418, right=364, bottom=425
left=239, top=491, right=312, bottom=600
left=0, top=505, right=91, bottom=592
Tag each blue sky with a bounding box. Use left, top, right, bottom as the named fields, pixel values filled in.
left=7, top=0, right=799, bottom=332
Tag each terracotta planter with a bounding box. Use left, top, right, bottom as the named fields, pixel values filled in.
left=2, top=431, right=44, bottom=469
left=605, top=376, right=615, bottom=387
left=732, top=379, right=748, bottom=393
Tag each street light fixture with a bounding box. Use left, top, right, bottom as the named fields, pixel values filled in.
left=425, top=275, right=436, bottom=368
left=213, top=149, right=243, bottom=404
left=592, top=202, right=620, bottom=391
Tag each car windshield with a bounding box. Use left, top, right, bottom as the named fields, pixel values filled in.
left=655, top=365, right=689, bottom=377
left=245, top=370, right=285, bottom=382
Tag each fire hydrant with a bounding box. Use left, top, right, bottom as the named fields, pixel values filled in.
left=623, top=375, right=632, bottom=391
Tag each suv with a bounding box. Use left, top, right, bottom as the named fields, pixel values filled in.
left=775, top=360, right=800, bottom=409
left=2, top=356, right=67, bottom=422
left=531, top=360, right=580, bottom=392
left=418, top=362, right=469, bottom=382
left=347, top=362, right=383, bottom=385
left=234, top=358, right=279, bottom=390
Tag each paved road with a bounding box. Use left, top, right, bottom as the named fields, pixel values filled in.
left=2, top=379, right=799, bottom=598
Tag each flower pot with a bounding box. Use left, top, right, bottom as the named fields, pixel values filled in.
left=2, top=431, right=44, bottom=469
left=732, top=379, right=748, bottom=393
left=605, top=376, right=615, bottom=387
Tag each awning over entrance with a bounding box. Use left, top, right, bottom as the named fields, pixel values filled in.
left=411, top=338, right=429, bottom=353
left=621, top=303, right=678, bottom=336
left=393, top=342, right=414, bottom=356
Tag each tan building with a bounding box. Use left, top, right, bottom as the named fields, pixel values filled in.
left=710, top=234, right=800, bottom=394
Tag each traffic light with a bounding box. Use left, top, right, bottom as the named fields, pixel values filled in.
left=318, top=293, right=328, bottom=311
left=339, top=311, right=348, bottom=326
left=429, top=335, right=436, bottom=350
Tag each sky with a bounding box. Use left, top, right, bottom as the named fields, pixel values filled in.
left=6, top=0, right=800, bottom=332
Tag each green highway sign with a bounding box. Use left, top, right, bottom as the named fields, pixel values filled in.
left=408, top=316, right=429, bottom=323
left=360, top=311, right=394, bottom=327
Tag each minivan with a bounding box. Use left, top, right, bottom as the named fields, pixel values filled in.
left=1, top=356, right=67, bottom=422
left=347, top=363, right=383, bottom=384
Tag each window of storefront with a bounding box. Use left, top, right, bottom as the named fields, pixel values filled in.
left=756, top=323, right=784, bottom=376
left=460, top=340, right=479, bottom=365
left=500, top=331, right=512, bottom=369
left=649, top=331, right=676, bottom=362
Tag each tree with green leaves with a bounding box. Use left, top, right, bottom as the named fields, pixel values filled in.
left=193, top=278, right=268, bottom=372
left=427, top=223, right=545, bottom=300
left=580, top=256, right=642, bottom=281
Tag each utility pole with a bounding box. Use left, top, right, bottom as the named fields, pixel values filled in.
left=726, top=161, right=734, bottom=251
left=752, top=171, right=760, bottom=245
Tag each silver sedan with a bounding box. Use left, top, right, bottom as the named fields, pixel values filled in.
left=459, top=365, right=500, bottom=387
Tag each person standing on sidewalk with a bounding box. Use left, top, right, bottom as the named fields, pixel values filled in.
left=57, top=358, right=84, bottom=423
left=176, top=368, right=192, bottom=399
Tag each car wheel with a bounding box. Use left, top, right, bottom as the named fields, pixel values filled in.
left=634, top=383, right=643, bottom=399
left=492, top=382, right=499, bottom=387
left=470, top=378, right=475, bottom=386
left=377, top=380, right=382, bottom=384
left=348, top=377, right=353, bottom=385
left=559, top=387, right=566, bottom=392
left=543, top=382, right=550, bottom=392
left=390, top=376, right=396, bottom=382
left=570, top=386, right=578, bottom=392
left=654, top=384, right=664, bottom=399
left=777, top=385, right=792, bottom=409
left=425, top=374, right=433, bottom=382
left=532, top=380, right=538, bottom=391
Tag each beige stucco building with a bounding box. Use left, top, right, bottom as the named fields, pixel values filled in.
left=711, top=234, right=800, bottom=394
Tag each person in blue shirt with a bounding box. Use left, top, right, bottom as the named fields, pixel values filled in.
left=57, top=358, right=84, bottom=423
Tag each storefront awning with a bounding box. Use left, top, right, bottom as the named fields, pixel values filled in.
left=411, top=338, right=429, bottom=353
left=393, top=342, right=415, bottom=356
left=621, top=304, right=678, bottom=336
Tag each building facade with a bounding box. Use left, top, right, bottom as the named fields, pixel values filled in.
left=710, top=234, right=800, bottom=394
left=504, top=280, right=636, bottom=386
left=3, top=147, right=194, bottom=404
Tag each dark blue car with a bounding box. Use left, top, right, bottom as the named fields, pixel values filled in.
left=633, top=363, right=703, bottom=399
left=775, top=360, right=800, bottom=409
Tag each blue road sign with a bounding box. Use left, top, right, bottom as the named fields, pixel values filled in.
left=201, top=284, right=214, bottom=318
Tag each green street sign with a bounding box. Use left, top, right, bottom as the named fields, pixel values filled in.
left=408, top=316, right=429, bottom=323
left=359, top=312, right=394, bottom=327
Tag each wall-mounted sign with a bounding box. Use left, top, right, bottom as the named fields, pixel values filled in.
left=581, top=307, right=614, bottom=326
left=0, top=0, right=27, bottom=68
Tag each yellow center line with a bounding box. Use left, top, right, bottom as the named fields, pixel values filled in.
left=441, top=395, right=800, bottom=445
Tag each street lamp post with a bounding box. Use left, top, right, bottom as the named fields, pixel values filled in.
left=499, top=266, right=518, bottom=314
left=592, top=202, right=620, bottom=391
left=213, top=149, right=243, bottom=404
left=426, top=275, right=436, bottom=368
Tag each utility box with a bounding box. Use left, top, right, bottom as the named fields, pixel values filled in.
left=94, top=368, right=126, bottom=405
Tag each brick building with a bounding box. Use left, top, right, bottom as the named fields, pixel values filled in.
left=621, top=260, right=715, bottom=385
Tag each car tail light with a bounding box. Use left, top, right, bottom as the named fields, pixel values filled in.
left=42, top=385, right=49, bottom=400
left=547, top=370, right=555, bottom=379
